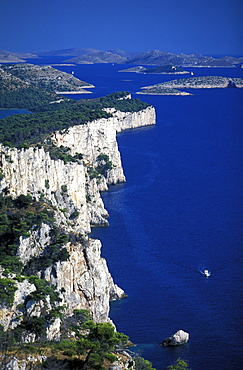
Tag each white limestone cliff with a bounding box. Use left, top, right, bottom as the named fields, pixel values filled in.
left=0, top=105, right=155, bottom=336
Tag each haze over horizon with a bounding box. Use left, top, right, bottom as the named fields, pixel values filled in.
left=0, top=0, right=243, bottom=56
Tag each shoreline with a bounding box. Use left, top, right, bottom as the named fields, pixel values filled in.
left=136, top=91, right=191, bottom=96
left=56, top=89, right=93, bottom=94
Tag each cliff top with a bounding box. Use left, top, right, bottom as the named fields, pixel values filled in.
left=0, top=91, right=150, bottom=148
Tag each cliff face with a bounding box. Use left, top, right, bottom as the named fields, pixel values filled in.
left=0, top=105, right=155, bottom=337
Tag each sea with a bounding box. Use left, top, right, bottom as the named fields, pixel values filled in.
left=1, top=59, right=243, bottom=369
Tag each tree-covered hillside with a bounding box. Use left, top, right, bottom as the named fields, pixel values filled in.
left=1, top=63, right=93, bottom=93
left=0, top=92, right=150, bottom=148
left=0, top=68, right=58, bottom=108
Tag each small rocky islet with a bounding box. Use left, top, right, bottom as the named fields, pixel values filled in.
left=137, top=75, right=243, bottom=95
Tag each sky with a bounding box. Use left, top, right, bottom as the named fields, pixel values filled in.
left=0, top=0, right=243, bottom=56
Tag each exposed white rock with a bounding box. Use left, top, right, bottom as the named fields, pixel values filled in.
left=3, top=356, right=47, bottom=370
left=46, top=317, right=62, bottom=341
left=0, top=279, right=36, bottom=330
left=110, top=351, right=135, bottom=370
left=0, top=105, right=155, bottom=336
left=42, top=238, right=126, bottom=323
left=161, top=329, right=189, bottom=346
left=0, top=145, right=91, bottom=234
left=26, top=296, right=52, bottom=317
left=51, top=106, right=156, bottom=185
left=17, top=223, right=51, bottom=263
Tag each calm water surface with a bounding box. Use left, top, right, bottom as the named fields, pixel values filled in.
left=2, top=61, right=243, bottom=369
left=83, top=65, right=243, bottom=370
left=0, top=109, right=29, bottom=119
left=91, top=87, right=243, bottom=370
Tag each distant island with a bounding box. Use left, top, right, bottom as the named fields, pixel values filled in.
left=137, top=76, right=243, bottom=95
left=1, top=48, right=243, bottom=67
left=137, top=87, right=191, bottom=96
left=63, top=49, right=243, bottom=67
left=119, top=64, right=190, bottom=74
left=0, top=63, right=94, bottom=108
left=0, top=63, right=93, bottom=97
left=0, top=50, right=38, bottom=63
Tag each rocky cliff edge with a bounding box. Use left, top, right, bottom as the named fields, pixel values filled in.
left=0, top=104, right=156, bottom=341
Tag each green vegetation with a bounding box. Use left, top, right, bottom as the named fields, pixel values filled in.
left=0, top=308, right=133, bottom=370
left=166, top=358, right=190, bottom=370
left=0, top=63, right=92, bottom=96
left=61, top=184, right=68, bottom=192
left=0, top=85, right=58, bottom=109
left=0, top=107, right=111, bottom=148
left=19, top=316, right=47, bottom=339
left=0, top=278, right=17, bottom=306
left=61, top=317, right=130, bottom=369
left=144, top=65, right=185, bottom=74
left=96, top=154, right=113, bottom=176
left=0, top=193, right=67, bottom=275
left=134, top=356, right=156, bottom=369
left=45, top=179, right=50, bottom=189
left=46, top=145, right=84, bottom=164
left=27, top=275, right=61, bottom=304
left=24, top=233, right=70, bottom=274
left=0, top=82, right=154, bottom=368
left=98, top=91, right=150, bottom=112
left=87, top=154, right=114, bottom=180
left=0, top=91, right=150, bottom=148
left=0, top=194, right=54, bottom=273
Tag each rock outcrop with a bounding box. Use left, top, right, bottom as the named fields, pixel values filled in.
left=0, top=105, right=156, bottom=337
left=2, top=351, right=135, bottom=370
left=161, top=329, right=189, bottom=346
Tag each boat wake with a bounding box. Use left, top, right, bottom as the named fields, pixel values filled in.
left=199, top=268, right=211, bottom=277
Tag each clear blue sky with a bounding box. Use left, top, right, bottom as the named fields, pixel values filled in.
left=1, top=0, right=242, bottom=56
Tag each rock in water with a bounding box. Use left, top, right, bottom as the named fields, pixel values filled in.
left=161, top=329, right=189, bottom=346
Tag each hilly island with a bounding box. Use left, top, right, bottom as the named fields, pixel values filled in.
left=137, top=76, right=243, bottom=95
left=0, top=64, right=156, bottom=369
left=1, top=48, right=243, bottom=67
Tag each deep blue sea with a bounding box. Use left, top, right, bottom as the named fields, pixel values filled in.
left=0, top=109, right=29, bottom=119
left=1, top=60, right=243, bottom=369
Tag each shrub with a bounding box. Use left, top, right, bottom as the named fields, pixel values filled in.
left=27, top=275, right=61, bottom=304
left=61, top=184, right=67, bottom=192
left=0, top=193, right=56, bottom=274
left=70, top=210, right=80, bottom=219
left=134, top=356, right=156, bottom=370
left=21, top=316, right=46, bottom=337
left=73, top=309, right=91, bottom=324
left=0, top=278, right=17, bottom=306
left=13, top=194, right=32, bottom=209
left=45, top=179, right=50, bottom=189
left=63, top=349, right=76, bottom=357
left=166, top=358, right=189, bottom=370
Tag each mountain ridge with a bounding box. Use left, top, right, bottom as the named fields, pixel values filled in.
left=2, top=48, right=243, bottom=67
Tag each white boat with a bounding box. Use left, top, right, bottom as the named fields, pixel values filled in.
left=204, top=269, right=211, bottom=277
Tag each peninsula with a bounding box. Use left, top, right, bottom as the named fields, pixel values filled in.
left=0, top=63, right=94, bottom=94
left=0, top=88, right=156, bottom=369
